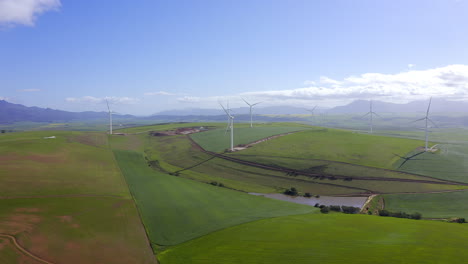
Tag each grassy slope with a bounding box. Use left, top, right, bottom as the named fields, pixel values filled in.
left=234, top=128, right=424, bottom=169
left=142, top=128, right=464, bottom=195
left=145, top=133, right=363, bottom=194
left=384, top=191, right=468, bottom=219
left=0, top=131, right=128, bottom=196
left=387, top=130, right=468, bottom=219
left=190, top=126, right=309, bottom=153
left=395, top=143, right=468, bottom=183
left=0, top=131, right=156, bottom=264
left=113, top=149, right=317, bottom=246
left=159, top=213, right=468, bottom=264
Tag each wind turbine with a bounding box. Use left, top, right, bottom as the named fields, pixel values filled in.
left=306, top=105, right=317, bottom=124
left=362, top=100, right=380, bottom=133
left=412, top=97, right=436, bottom=151
left=106, top=99, right=113, bottom=135
left=242, top=98, right=261, bottom=128
left=220, top=102, right=234, bottom=152
left=223, top=101, right=232, bottom=134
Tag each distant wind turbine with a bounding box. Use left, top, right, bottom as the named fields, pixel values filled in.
left=223, top=100, right=232, bottom=135
left=306, top=106, right=317, bottom=124
left=362, top=100, right=380, bottom=133
left=106, top=99, right=113, bottom=135
left=220, top=102, right=234, bottom=151
left=242, top=98, right=261, bottom=128
left=412, top=97, right=437, bottom=151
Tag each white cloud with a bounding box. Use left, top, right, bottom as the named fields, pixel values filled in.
left=0, top=96, right=10, bottom=101
left=408, top=64, right=415, bottom=69
left=319, top=76, right=341, bottom=85
left=0, top=0, right=61, bottom=27
left=243, top=64, right=468, bottom=106
left=144, top=91, right=176, bottom=96
left=177, top=96, right=201, bottom=103
left=303, top=80, right=316, bottom=86
left=18, top=88, right=40, bottom=92
left=66, top=96, right=139, bottom=104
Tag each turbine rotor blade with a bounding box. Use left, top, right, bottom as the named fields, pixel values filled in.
left=241, top=97, right=251, bottom=106
left=428, top=118, right=438, bottom=128
left=411, top=117, right=426, bottom=123
left=219, top=102, right=230, bottom=115
left=426, top=97, right=432, bottom=117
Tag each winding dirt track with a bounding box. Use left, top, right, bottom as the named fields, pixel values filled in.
left=0, top=234, right=55, bottom=264
left=186, top=135, right=468, bottom=189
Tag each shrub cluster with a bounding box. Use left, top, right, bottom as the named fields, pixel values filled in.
left=378, top=209, right=422, bottom=220
left=318, top=205, right=360, bottom=214
left=210, top=181, right=224, bottom=187
left=449, top=217, right=466, bottom=223
left=284, top=187, right=298, bottom=196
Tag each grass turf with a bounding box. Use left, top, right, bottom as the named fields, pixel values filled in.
left=159, top=213, right=468, bottom=264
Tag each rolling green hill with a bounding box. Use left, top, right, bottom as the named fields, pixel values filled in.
left=159, top=213, right=468, bottom=264
left=112, top=149, right=317, bottom=246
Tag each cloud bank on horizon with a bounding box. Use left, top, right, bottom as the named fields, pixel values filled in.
left=0, top=0, right=61, bottom=27
left=60, top=64, right=468, bottom=111
left=234, top=64, right=468, bottom=107
left=241, top=64, right=466, bottom=102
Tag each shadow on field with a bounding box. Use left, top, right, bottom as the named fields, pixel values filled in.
left=394, top=151, right=425, bottom=169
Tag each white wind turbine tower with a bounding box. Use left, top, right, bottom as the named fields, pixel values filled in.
left=106, top=99, right=113, bottom=135
left=220, top=102, right=235, bottom=151
left=242, top=98, right=261, bottom=128
left=362, top=100, right=380, bottom=133
left=413, top=97, right=436, bottom=151
left=223, top=101, right=232, bottom=134
left=306, top=106, right=317, bottom=124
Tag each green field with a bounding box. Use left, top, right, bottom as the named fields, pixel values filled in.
left=113, top=149, right=317, bottom=246
left=190, top=125, right=309, bottom=152
left=233, top=128, right=424, bottom=168
left=159, top=213, right=468, bottom=264
left=384, top=191, right=468, bottom=219
left=0, top=131, right=128, bottom=196
left=138, top=125, right=466, bottom=196
left=0, top=131, right=156, bottom=264
left=395, top=143, right=468, bottom=183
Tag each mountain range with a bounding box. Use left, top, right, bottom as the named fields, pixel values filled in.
left=1, top=98, right=468, bottom=124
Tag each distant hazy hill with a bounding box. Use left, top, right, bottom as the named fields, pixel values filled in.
left=0, top=100, right=133, bottom=124
left=3, top=98, right=468, bottom=124
left=328, top=99, right=468, bottom=113
left=155, top=99, right=468, bottom=116
left=154, top=106, right=315, bottom=116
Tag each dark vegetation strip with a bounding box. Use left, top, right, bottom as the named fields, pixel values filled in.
left=187, top=136, right=466, bottom=186
left=210, top=157, right=374, bottom=194
left=229, top=153, right=468, bottom=185
left=0, top=234, right=55, bottom=264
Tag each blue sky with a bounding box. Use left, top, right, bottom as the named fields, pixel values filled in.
left=1, top=0, right=468, bottom=115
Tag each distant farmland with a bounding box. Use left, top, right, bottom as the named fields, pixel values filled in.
left=0, top=131, right=156, bottom=264
left=4, top=122, right=468, bottom=264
